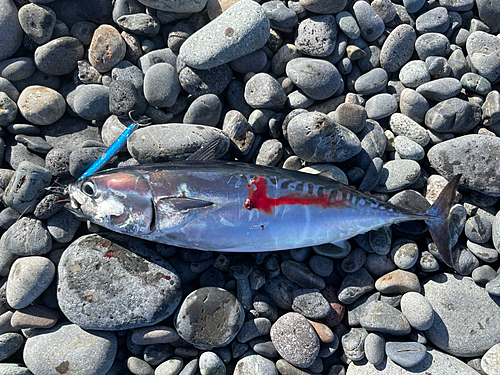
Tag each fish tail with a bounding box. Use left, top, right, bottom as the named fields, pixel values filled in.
left=424, top=174, right=461, bottom=268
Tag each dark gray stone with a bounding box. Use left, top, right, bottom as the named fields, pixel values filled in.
left=355, top=68, right=388, bottom=96
left=342, top=327, right=368, bottom=361
left=34, top=37, right=84, bottom=76
left=292, top=289, right=331, bottom=319
left=179, top=64, right=233, bottom=97
left=18, top=3, right=56, bottom=45
left=360, top=300, right=411, bottom=335
left=385, top=341, right=427, bottom=368
left=415, top=33, right=450, bottom=60
left=338, top=267, right=374, bottom=304
left=416, top=77, right=462, bottom=101
left=244, top=73, right=286, bottom=109
left=236, top=317, right=271, bottom=343
left=353, top=1, right=385, bottom=42
left=0, top=0, right=24, bottom=61
left=380, top=24, right=416, bottom=73
left=466, top=31, right=500, bottom=84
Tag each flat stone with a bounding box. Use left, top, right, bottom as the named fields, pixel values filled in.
left=10, top=305, right=59, bottom=329
left=24, top=323, right=116, bottom=375
left=416, top=78, right=462, bottom=102
left=338, top=267, right=374, bottom=304
left=292, top=289, right=332, bottom=319
left=34, top=37, right=84, bottom=76
left=365, top=333, right=385, bottom=366
left=179, top=64, right=233, bottom=97
left=360, top=301, right=411, bottom=335
left=179, top=0, right=269, bottom=70
left=373, top=160, right=421, bottom=193
left=375, top=269, right=421, bottom=294
left=131, top=325, right=179, bottom=345
left=423, top=273, right=500, bottom=356
left=58, top=234, right=182, bottom=330
left=428, top=135, right=500, bottom=196
left=234, top=355, right=278, bottom=375
left=385, top=342, right=427, bottom=368
left=175, top=287, right=244, bottom=350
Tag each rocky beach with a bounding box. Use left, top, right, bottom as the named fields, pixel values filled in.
left=0, top=0, right=500, bottom=374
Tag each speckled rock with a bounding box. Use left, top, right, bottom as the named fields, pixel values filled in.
left=24, top=323, right=116, bottom=375
left=295, top=15, right=337, bottom=57
left=270, top=312, right=319, bottom=368
left=88, top=25, right=126, bottom=73
left=175, top=287, right=245, bottom=350
left=234, top=354, right=278, bottom=375
left=58, top=234, right=182, bottom=330
left=360, top=301, right=411, bottom=336
left=17, top=86, right=65, bottom=126
left=423, top=273, right=500, bottom=356
left=380, top=24, right=416, bottom=73
left=466, top=31, right=500, bottom=84
left=1, top=216, right=51, bottom=256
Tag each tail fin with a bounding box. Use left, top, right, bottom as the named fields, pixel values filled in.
left=425, top=175, right=461, bottom=268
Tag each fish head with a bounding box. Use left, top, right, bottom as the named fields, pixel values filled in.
left=68, top=170, right=154, bottom=236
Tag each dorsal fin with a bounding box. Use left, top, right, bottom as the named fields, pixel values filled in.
left=187, top=139, right=221, bottom=162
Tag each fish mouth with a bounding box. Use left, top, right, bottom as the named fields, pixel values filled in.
left=64, top=201, right=87, bottom=221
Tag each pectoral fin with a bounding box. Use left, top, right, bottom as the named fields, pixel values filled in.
left=159, top=197, right=213, bottom=211
left=154, top=197, right=214, bottom=233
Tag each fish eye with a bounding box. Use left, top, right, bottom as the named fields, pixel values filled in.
left=82, top=180, right=96, bottom=197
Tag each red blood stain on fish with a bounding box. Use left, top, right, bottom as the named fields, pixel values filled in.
left=104, top=251, right=115, bottom=258
left=245, top=176, right=341, bottom=214
left=165, top=276, right=171, bottom=280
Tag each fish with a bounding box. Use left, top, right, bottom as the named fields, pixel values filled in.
left=66, top=147, right=460, bottom=267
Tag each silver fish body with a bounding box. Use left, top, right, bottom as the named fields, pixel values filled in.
left=68, top=161, right=458, bottom=265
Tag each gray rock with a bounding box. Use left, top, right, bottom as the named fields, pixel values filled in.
left=0, top=0, right=24, bottom=61
left=416, top=7, right=450, bottom=33
left=0, top=57, right=35, bottom=82
left=354, top=120, right=387, bottom=169
left=467, top=241, right=498, bottom=263
left=399, top=89, right=429, bottom=125
left=400, top=292, right=434, bottom=331
left=342, top=327, right=368, bottom=361
left=127, top=357, right=154, bottom=375
left=424, top=273, right=500, bottom=356
left=380, top=25, right=416, bottom=73
left=0, top=332, right=23, bottom=361
left=485, top=275, right=500, bottom=296
left=287, top=111, right=361, bottom=163
left=336, top=11, right=360, bottom=39
left=415, top=33, right=450, bottom=60
left=18, top=3, right=56, bottom=45
left=117, top=13, right=159, bottom=37
left=472, top=265, right=498, bottom=285
left=295, top=15, right=337, bottom=57
left=234, top=355, right=278, bottom=375
left=482, top=90, right=500, bottom=126
left=353, top=1, right=385, bottom=42
left=360, top=301, right=411, bottom=335
left=281, top=260, right=325, bottom=290
left=244, top=73, right=286, bottom=109
left=355, top=68, right=388, bottom=96
left=127, top=124, right=229, bottom=163
left=138, top=48, right=177, bottom=74
left=0, top=92, right=17, bottom=127
left=292, top=289, right=332, bottom=319
left=466, top=31, right=500, bottom=84
left=426, top=56, right=452, bottom=79
left=477, top=0, right=500, bottom=33
left=3, top=161, right=51, bottom=214
left=131, top=326, right=178, bottom=345
left=179, top=0, right=269, bottom=70
left=286, top=58, right=341, bottom=100
left=72, top=84, right=110, bottom=120
left=183, top=94, right=222, bottom=126
left=391, top=239, right=419, bottom=269
left=385, top=341, right=427, bottom=368
left=0, top=363, right=32, bottom=375
left=144, top=63, right=180, bottom=108
left=364, top=333, right=385, bottom=366
left=270, top=312, right=319, bottom=368
left=428, top=135, right=500, bottom=196
left=139, top=0, right=206, bottom=12
left=34, top=37, right=84, bottom=76
left=394, top=136, right=425, bottom=161
left=16, top=85, right=65, bottom=125
left=175, top=287, right=244, bottom=350
left=416, top=77, right=462, bottom=102
left=453, top=245, right=480, bottom=276
left=373, top=160, right=421, bottom=193
left=255, top=139, right=283, bottom=166
left=222, top=110, right=255, bottom=156
left=155, top=357, right=184, bottom=375
left=461, top=72, right=491, bottom=96
left=199, top=351, right=225, bottom=375
left=399, top=60, right=430, bottom=88
left=2, top=217, right=51, bottom=255
left=7, top=256, right=55, bottom=309
left=342, top=247, right=367, bottom=273
left=365, top=94, right=398, bottom=120
left=264, top=275, right=295, bottom=310
left=369, top=227, right=392, bottom=256
left=10, top=305, right=59, bottom=330
left=24, top=323, right=116, bottom=375
left=236, top=317, right=271, bottom=343
left=338, top=267, right=374, bottom=304
left=179, top=64, right=233, bottom=97
left=58, top=234, right=182, bottom=330
left=465, top=214, right=492, bottom=244
left=46, top=208, right=81, bottom=243
left=375, top=269, right=420, bottom=294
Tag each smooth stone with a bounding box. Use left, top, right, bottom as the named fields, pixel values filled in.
left=155, top=357, right=184, bottom=375
left=144, top=63, right=180, bottom=108
left=400, top=292, right=434, bottom=331
left=222, top=110, right=255, bottom=156
left=24, top=323, right=116, bottom=375
left=88, top=25, right=126, bottom=73
left=453, top=245, right=480, bottom=276
left=399, top=89, right=429, bottom=125
left=467, top=241, right=498, bottom=263
left=236, top=317, right=271, bottom=343
left=117, top=13, right=159, bottom=37
left=138, top=0, right=206, bottom=12
left=399, top=60, right=430, bottom=88
left=354, top=120, right=387, bottom=169
left=355, top=68, right=388, bottom=96
left=373, top=160, right=421, bottom=193
left=394, top=136, right=424, bottom=161
left=34, top=37, right=84, bottom=76
left=385, top=341, right=427, bottom=368
left=428, top=135, right=500, bottom=196
left=342, top=327, right=368, bottom=361
left=485, top=275, right=500, bottom=296
left=424, top=273, right=500, bottom=356
left=369, top=227, right=392, bottom=256
left=58, top=234, right=182, bottom=330
left=175, top=287, right=245, bottom=350
left=465, top=214, right=492, bottom=244
left=365, top=94, right=398, bottom=120
left=472, top=265, right=498, bottom=285
left=482, top=343, right=500, bottom=375
left=270, top=312, right=319, bottom=368
left=300, top=0, right=346, bottom=14
left=375, top=269, right=420, bottom=294
left=6, top=256, right=55, bottom=309
left=17, top=85, right=65, bottom=125
left=286, top=58, right=341, bottom=101
left=183, top=94, right=222, bottom=126
left=352, top=1, right=385, bottom=42
left=336, top=11, right=360, bottom=39
left=380, top=24, right=416, bottom=73
left=179, top=0, right=270, bottom=70
left=199, top=351, right=225, bottom=375
left=244, top=73, right=286, bottom=109
left=287, top=111, right=360, bottom=163
left=131, top=326, right=179, bottom=345
left=360, top=301, right=411, bottom=335
left=230, top=49, right=267, bottom=74
left=416, top=78, right=462, bottom=102
left=0, top=57, right=36, bottom=82
left=0, top=0, right=24, bottom=61
left=466, top=31, right=500, bottom=84
left=138, top=48, right=177, bottom=74
left=11, top=305, right=59, bottom=329
left=255, top=139, right=283, bottom=166
left=295, top=15, right=337, bottom=57
left=365, top=333, right=385, bottom=366
left=0, top=332, right=23, bottom=361
left=18, top=3, right=56, bottom=44
left=0, top=363, right=32, bottom=375
left=127, top=124, right=229, bottom=163
left=0, top=93, right=17, bottom=127
left=415, top=33, right=450, bottom=60
left=281, top=260, right=325, bottom=290
left=347, top=347, right=483, bottom=374
left=108, top=79, right=146, bottom=117
left=477, top=0, right=500, bottom=33
left=292, top=289, right=332, bottom=319
left=415, top=7, right=450, bottom=33
left=461, top=72, right=491, bottom=96
left=72, top=84, right=110, bottom=120
left=425, top=56, right=451, bottom=79
left=338, top=267, right=374, bottom=304
left=179, top=64, right=233, bottom=97
left=3, top=161, right=51, bottom=214
left=1, top=217, right=51, bottom=255
left=234, top=355, right=278, bottom=375
left=482, top=90, right=500, bottom=126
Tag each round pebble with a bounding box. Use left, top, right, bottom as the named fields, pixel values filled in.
left=88, top=25, right=126, bottom=73
left=364, top=333, right=385, bottom=365
left=144, top=63, right=180, bottom=108
left=34, top=37, right=84, bottom=76
left=175, top=287, right=245, bottom=350
left=360, top=300, right=411, bottom=335
left=295, top=15, right=337, bottom=57
left=234, top=354, right=278, bottom=375
left=17, top=86, right=65, bottom=125
left=352, top=1, right=385, bottom=42
left=400, top=292, right=434, bottom=331
left=365, top=93, right=398, bottom=120
left=18, top=3, right=56, bottom=45
left=244, top=73, right=286, bottom=109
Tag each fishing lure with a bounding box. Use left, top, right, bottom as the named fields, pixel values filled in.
left=67, top=142, right=460, bottom=267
